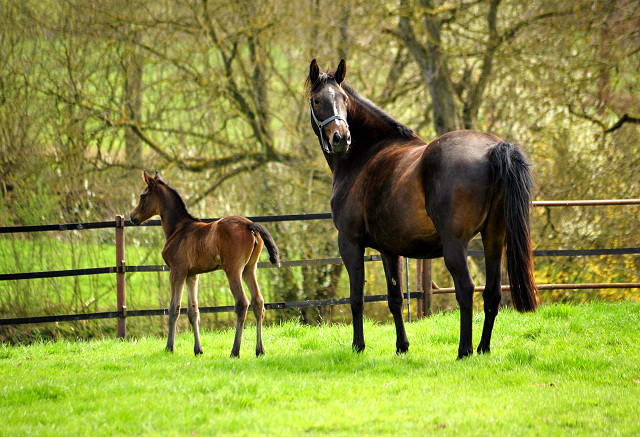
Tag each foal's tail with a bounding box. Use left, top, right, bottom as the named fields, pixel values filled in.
left=247, top=223, right=280, bottom=266
left=489, top=142, right=540, bottom=312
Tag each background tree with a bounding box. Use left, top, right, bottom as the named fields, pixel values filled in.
left=1, top=0, right=639, bottom=340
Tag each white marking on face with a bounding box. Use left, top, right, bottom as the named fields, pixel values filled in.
left=328, top=87, right=338, bottom=115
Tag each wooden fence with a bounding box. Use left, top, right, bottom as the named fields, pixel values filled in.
left=1, top=200, right=639, bottom=337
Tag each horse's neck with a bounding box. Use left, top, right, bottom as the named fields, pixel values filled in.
left=158, top=190, right=193, bottom=239
left=327, top=113, right=394, bottom=175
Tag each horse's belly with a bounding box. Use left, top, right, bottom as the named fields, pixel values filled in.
left=365, top=204, right=441, bottom=258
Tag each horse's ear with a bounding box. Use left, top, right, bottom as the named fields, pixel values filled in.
left=309, top=59, right=319, bottom=84
left=335, top=59, right=346, bottom=85
left=143, top=170, right=157, bottom=188
left=154, top=171, right=160, bottom=181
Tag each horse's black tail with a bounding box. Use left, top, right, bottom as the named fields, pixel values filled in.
left=248, top=223, right=280, bottom=266
left=489, top=142, right=540, bottom=312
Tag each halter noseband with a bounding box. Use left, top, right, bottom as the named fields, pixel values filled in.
left=309, top=100, right=349, bottom=154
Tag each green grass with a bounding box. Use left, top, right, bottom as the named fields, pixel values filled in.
left=2, top=301, right=640, bottom=436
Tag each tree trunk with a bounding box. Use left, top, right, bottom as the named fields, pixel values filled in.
left=397, top=0, right=461, bottom=136
left=123, top=30, right=143, bottom=168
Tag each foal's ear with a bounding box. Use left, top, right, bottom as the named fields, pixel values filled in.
left=309, top=59, right=319, bottom=84
left=143, top=170, right=157, bottom=188
left=335, top=59, right=346, bottom=85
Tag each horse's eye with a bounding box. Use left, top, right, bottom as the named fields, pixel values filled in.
left=313, top=98, right=320, bottom=106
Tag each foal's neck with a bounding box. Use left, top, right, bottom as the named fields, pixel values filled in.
left=158, top=188, right=196, bottom=239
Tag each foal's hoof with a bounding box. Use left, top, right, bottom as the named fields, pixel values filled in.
left=194, top=348, right=203, bottom=356
left=352, top=343, right=366, bottom=353
left=256, top=349, right=265, bottom=357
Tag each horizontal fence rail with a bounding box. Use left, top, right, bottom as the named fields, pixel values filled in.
left=1, top=200, right=639, bottom=333
left=2, top=199, right=640, bottom=234
left=3, top=249, right=640, bottom=282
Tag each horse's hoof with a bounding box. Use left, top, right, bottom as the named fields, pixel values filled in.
left=457, top=350, right=473, bottom=360
left=477, top=345, right=490, bottom=355
left=352, top=343, right=366, bottom=353
left=256, top=349, right=265, bottom=357
left=396, top=342, right=410, bottom=354
left=165, top=347, right=174, bottom=353
left=194, top=348, right=203, bottom=356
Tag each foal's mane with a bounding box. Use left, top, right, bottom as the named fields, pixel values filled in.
left=305, top=70, right=414, bottom=140
left=155, top=177, right=200, bottom=222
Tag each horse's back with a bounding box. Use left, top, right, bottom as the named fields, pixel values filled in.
left=163, top=217, right=256, bottom=276
left=340, top=130, right=502, bottom=257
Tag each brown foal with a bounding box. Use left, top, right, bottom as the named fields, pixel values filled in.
left=130, top=171, right=279, bottom=357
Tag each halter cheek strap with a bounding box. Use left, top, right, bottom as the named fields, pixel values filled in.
left=310, top=101, right=349, bottom=154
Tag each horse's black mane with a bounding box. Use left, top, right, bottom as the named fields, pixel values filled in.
left=305, top=71, right=414, bottom=140
left=156, top=177, right=200, bottom=222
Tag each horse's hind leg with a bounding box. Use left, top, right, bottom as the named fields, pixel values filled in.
left=243, top=263, right=265, bottom=357
left=477, top=217, right=506, bottom=354
left=186, top=275, right=203, bottom=356
left=380, top=252, right=410, bottom=354
left=166, top=271, right=187, bottom=352
left=227, top=270, right=249, bottom=358
left=442, top=239, right=475, bottom=359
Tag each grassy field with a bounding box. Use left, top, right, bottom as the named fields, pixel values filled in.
left=1, top=301, right=640, bottom=436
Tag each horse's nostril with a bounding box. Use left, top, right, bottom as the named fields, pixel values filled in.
left=332, top=132, right=342, bottom=145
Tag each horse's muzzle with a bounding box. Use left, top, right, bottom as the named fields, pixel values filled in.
left=331, top=130, right=351, bottom=155
left=129, top=214, right=141, bottom=226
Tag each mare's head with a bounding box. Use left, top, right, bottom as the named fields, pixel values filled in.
left=130, top=171, right=164, bottom=226
left=306, top=59, right=351, bottom=155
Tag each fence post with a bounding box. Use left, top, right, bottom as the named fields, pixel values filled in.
left=416, top=260, right=423, bottom=319
left=405, top=257, right=411, bottom=322
left=115, top=215, right=126, bottom=339
left=422, top=259, right=433, bottom=317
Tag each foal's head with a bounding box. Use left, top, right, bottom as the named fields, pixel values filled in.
left=306, top=58, right=351, bottom=155
left=130, top=171, right=164, bottom=226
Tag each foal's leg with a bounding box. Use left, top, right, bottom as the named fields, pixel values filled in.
left=243, top=263, right=265, bottom=356
left=338, top=233, right=366, bottom=352
left=186, top=275, right=203, bottom=356
left=442, top=239, right=475, bottom=359
left=166, top=271, right=187, bottom=352
left=227, top=270, right=249, bottom=358
left=380, top=252, right=410, bottom=354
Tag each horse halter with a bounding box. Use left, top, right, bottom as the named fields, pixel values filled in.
left=309, top=99, right=349, bottom=154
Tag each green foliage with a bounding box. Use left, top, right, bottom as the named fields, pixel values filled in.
left=1, top=302, right=639, bottom=436
left=1, top=0, right=639, bottom=336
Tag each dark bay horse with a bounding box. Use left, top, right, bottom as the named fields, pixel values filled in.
left=307, top=59, right=539, bottom=358
left=130, top=171, right=280, bottom=357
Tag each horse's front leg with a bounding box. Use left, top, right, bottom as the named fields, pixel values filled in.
left=338, top=233, right=366, bottom=352
left=380, top=252, right=410, bottom=354
left=186, top=275, right=203, bottom=356
left=166, top=271, right=187, bottom=353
